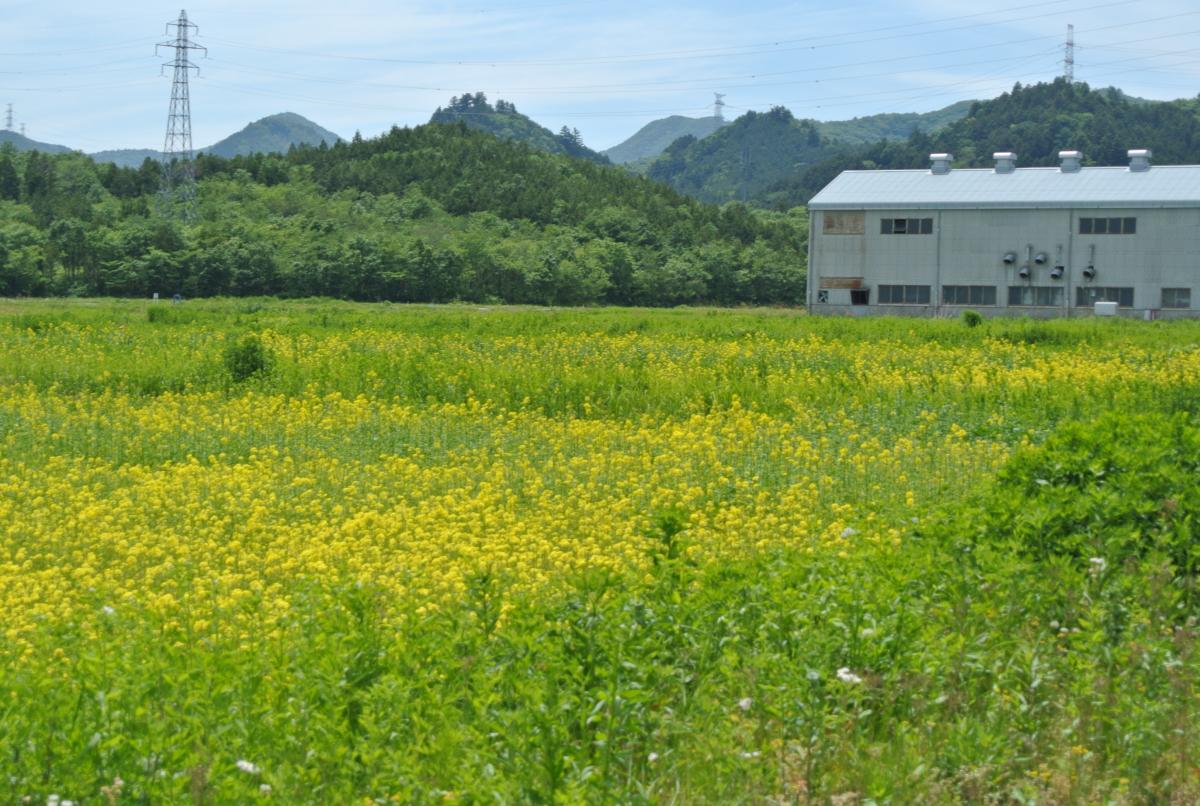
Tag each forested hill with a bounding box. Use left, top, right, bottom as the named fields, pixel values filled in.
left=0, top=123, right=806, bottom=306
left=430, top=94, right=609, bottom=165
left=759, top=81, right=1200, bottom=208
left=640, top=101, right=971, bottom=204
left=646, top=107, right=837, bottom=205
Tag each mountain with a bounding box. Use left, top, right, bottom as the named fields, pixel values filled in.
left=205, top=112, right=342, bottom=158
left=644, top=107, right=839, bottom=205
left=758, top=80, right=1200, bottom=208
left=603, top=115, right=726, bottom=166
left=609, top=102, right=969, bottom=179
left=641, top=101, right=973, bottom=206
left=0, top=130, right=71, bottom=154
left=88, top=149, right=161, bottom=169
left=430, top=93, right=609, bottom=165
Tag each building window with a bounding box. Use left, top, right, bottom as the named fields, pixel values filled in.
left=823, top=212, right=865, bottom=234
left=880, top=217, right=933, bottom=235
left=1163, top=288, right=1191, bottom=309
left=1076, top=287, right=1134, bottom=307
left=942, top=285, right=997, bottom=306
left=1008, top=286, right=1064, bottom=306
left=850, top=289, right=870, bottom=306
left=1079, top=217, right=1136, bottom=235
left=879, top=284, right=931, bottom=304
left=816, top=290, right=829, bottom=304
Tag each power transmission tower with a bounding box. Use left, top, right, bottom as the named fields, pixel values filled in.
left=741, top=146, right=750, bottom=202
left=4, top=104, right=12, bottom=131
left=1063, top=24, right=1075, bottom=82
left=19, top=124, right=25, bottom=137
left=156, top=9, right=206, bottom=220
left=713, top=93, right=726, bottom=121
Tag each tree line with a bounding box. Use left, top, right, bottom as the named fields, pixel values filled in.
left=0, top=123, right=807, bottom=306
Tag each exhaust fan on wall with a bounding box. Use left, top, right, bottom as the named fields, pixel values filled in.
left=1018, top=265, right=1031, bottom=280
left=1003, top=252, right=1017, bottom=265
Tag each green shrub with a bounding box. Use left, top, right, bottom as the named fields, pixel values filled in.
left=976, top=412, right=1200, bottom=577
left=223, top=333, right=274, bottom=382
left=960, top=309, right=983, bottom=328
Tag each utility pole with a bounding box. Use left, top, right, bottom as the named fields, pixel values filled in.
left=1063, top=24, right=1075, bottom=82
left=156, top=9, right=206, bottom=220
left=4, top=104, right=12, bottom=131
left=713, top=93, right=726, bottom=122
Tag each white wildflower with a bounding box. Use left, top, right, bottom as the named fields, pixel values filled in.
left=259, top=783, right=272, bottom=794
left=647, top=752, right=659, bottom=763
left=840, top=527, right=858, bottom=538
left=101, top=606, right=115, bottom=617
left=1089, top=557, right=1107, bottom=573
left=737, top=697, right=753, bottom=712
left=836, top=667, right=863, bottom=685
left=236, top=759, right=261, bottom=775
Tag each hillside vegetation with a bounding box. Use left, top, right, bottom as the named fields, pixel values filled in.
left=642, top=101, right=970, bottom=204
left=762, top=80, right=1200, bottom=207
left=430, top=93, right=609, bottom=165
left=647, top=107, right=835, bottom=204
left=0, top=122, right=806, bottom=306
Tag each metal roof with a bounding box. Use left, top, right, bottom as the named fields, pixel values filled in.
left=808, top=165, right=1200, bottom=210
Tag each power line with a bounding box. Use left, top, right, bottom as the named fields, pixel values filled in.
left=199, top=0, right=1125, bottom=68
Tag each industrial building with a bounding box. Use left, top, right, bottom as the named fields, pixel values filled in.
left=806, top=149, right=1200, bottom=318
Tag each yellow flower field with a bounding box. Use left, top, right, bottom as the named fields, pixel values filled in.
left=3, top=302, right=1200, bottom=802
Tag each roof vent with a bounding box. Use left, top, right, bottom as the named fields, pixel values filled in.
left=930, top=153, right=952, bottom=175
left=993, top=152, right=1017, bottom=174
left=1129, top=149, right=1152, bottom=172
left=1059, top=150, right=1082, bottom=173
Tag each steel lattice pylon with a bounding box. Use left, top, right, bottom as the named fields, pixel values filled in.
left=157, top=10, right=206, bottom=220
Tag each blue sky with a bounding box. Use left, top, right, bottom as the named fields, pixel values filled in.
left=3, top=0, right=1200, bottom=152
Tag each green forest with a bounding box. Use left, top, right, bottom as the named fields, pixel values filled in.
left=760, top=80, right=1200, bottom=207
left=0, top=122, right=807, bottom=305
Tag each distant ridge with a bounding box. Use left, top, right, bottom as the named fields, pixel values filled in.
left=602, top=115, right=726, bottom=166
left=0, top=130, right=71, bottom=154
left=0, top=113, right=348, bottom=169
left=88, top=149, right=161, bottom=169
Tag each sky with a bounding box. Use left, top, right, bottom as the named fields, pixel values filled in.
left=3, top=0, right=1199, bottom=153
